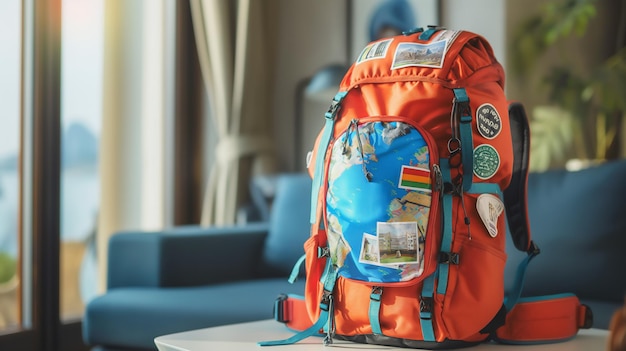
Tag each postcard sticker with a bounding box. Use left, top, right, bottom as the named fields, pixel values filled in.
left=377, top=222, right=419, bottom=265
left=476, top=194, right=504, bottom=237
left=359, top=233, right=381, bottom=265
left=476, top=103, right=502, bottom=139
left=356, top=39, right=393, bottom=64
left=431, top=30, right=461, bottom=51
left=473, top=144, right=500, bottom=180
left=391, top=40, right=447, bottom=69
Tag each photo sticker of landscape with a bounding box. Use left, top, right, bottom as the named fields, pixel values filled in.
left=391, top=39, right=447, bottom=69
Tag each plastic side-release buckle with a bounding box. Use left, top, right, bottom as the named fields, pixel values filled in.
left=527, top=240, right=540, bottom=257
left=273, top=294, right=290, bottom=323
left=318, top=246, right=330, bottom=258
left=324, top=91, right=348, bottom=120
left=320, top=290, right=333, bottom=312
left=420, top=296, right=434, bottom=317
left=439, top=251, right=460, bottom=265
left=579, top=304, right=593, bottom=329
left=272, top=294, right=315, bottom=333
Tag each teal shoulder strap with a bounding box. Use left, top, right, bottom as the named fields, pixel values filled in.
left=452, top=88, right=474, bottom=192
left=310, top=91, right=348, bottom=225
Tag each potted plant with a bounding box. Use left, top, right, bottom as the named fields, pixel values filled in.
left=510, top=0, right=626, bottom=171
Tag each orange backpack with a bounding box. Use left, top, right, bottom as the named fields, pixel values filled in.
left=260, top=27, right=592, bottom=348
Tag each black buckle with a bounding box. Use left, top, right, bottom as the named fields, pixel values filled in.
left=318, top=246, right=330, bottom=258
left=325, top=99, right=341, bottom=119
left=581, top=304, right=594, bottom=329
left=273, top=294, right=289, bottom=323
left=443, top=181, right=455, bottom=195
left=454, top=99, right=471, bottom=122
left=439, top=251, right=460, bottom=265
left=320, top=290, right=333, bottom=312
left=527, top=240, right=540, bottom=257
left=420, top=297, right=433, bottom=314
left=370, top=286, right=383, bottom=301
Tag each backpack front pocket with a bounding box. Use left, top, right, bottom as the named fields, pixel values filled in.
left=325, top=118, right=441, bottom=284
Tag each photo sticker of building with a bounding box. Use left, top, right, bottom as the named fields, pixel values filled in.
left=357, top=38, right=393, bottom=64
left=377, top=221, right=419, bottom=265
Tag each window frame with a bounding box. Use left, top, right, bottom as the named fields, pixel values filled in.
left=0, top=1, right=86, bottom=350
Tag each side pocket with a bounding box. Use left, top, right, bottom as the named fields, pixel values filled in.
left=439, top=192, right=507, bottom=340
left=303, top=231, right=326, bottom=322
left=442, top=236, right=507, bottom=340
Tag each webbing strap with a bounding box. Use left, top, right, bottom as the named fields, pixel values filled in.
left=320, top=264, right=340, bottom=342
left=368, top=287, right=383, bottom=335
left=453, top=88, right=474, bottom=192
left=437, top=159, right=453, bottom=295
left=258, top=308, right=329, bottom=346
left=420, top=274, right=436, bottom=341
left=419, top=26, right=440, bottom=40
left=504, top=244, right=539, bottom=311
left=259, top=259, right=339, bottom=346
left=288, top=254, right=306, bottom=284
left=310, top=91, right=348, bottom=224
left=467, top=183, right=502, bottom=197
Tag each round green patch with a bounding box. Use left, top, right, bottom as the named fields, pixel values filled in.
left=473, top=144, right=500, bottom=180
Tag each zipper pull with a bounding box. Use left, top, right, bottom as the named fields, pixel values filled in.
left=341, top=121, right=355, bottom=155
left=432, top=164, right=443, bottom=193
left=459, top=189, right=472, bottom=240
left=352, top=119, right=373, bottom=182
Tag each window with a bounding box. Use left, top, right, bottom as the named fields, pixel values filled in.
left=60, top=0, right=103, bottom=321
left=0, top=0, right=22, bottom=334
left=0, top=0, right=95, bottom=349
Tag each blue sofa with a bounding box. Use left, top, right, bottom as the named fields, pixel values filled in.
left=83, top=161, right=626, bottom=350
left=82, top=174, right=312, bottom=350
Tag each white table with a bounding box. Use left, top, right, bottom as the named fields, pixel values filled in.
left=154, top=319, right=609, bottom=351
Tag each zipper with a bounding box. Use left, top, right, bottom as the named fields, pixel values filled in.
left=345, top=119, right=374, bottom=182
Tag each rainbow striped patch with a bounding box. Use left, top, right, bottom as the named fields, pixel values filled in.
left=398, top=165, right=431, bottom=192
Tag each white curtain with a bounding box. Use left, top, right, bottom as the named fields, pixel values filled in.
left=97, top=0, right=173, bottom=291
left=190, top=0, right=277, bottom=226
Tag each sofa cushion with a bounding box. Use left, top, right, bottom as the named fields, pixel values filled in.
left=83, top=278, right=305, bottom=350
left=505, top=159, right=626, bottom=327
left=262, top=173, right=312, bottom=275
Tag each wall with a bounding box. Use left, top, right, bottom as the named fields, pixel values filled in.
left=271, top=0, right=347, bottom=171
left=440, top=0, right=506, bottom=66
left=271, top=0, right=509, bottom=172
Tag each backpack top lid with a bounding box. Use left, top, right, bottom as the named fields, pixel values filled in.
left=340, top=29, right=505, bottom=92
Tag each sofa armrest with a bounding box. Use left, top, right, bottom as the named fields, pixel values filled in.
left=107, top=222, right=270, bottom=289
